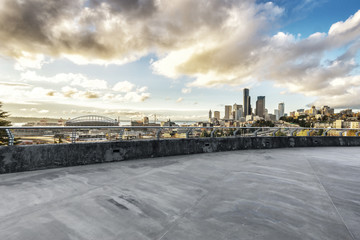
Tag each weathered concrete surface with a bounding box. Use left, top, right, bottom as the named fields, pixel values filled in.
left=1, top=136, right=360, bottom=173
left=0, top=147, right=359, bottom=240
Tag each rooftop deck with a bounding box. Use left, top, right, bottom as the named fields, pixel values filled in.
left=0, top=147, right=359, bottom=240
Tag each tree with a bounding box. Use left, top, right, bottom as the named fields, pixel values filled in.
left=200, top=130, right=210, bottom=138
left=252, top=120, right=275, bottom=127
left=0, top=102, right=11, bottom=145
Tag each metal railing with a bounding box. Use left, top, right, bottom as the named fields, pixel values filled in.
left=1, top=126, right=360, bottom=146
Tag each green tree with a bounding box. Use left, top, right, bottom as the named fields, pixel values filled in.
left=0, top=102, right=11, bottom=145
left=317, top=129, right=324, bottom=136
left=200, top=130, right=210, bottom=138
left=252, top=120, right=275, bottom=127
left=275, top=130, right=287, bottom=136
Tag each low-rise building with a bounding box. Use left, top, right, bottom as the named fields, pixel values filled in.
left=350, top=122, right=360, bottom=129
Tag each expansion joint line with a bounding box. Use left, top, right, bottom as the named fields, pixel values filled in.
left=305, top=155, right=355, bottom=240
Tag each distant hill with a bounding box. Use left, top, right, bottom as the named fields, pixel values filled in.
left=8, top=117, right=65, bottom=123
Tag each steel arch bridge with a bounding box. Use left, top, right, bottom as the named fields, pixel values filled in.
left=65, top=115, right=119, bottom=126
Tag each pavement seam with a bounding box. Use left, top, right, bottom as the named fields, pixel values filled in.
left=154, top=151, right=253, bottom=240
left=305, top=155, right=356, bottom=240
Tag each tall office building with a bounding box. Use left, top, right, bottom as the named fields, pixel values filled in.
left=232, top=104, right=243, bottom=120
left=235, top=107, right=243, bottom=120
left=224, top=105, right=232, bottom=119
left=278, top=102, right=285, bottom=118
left=274, top=109, right=279, bottom=121
left=243, top=88, right=251, bottom=117
left=209, top=110, right=212, bottom=119
left=214, top=111, right=220, bottom=120
left=255, top=96, right=265, bottom=118
left=233, top=103, right=241, bottom=111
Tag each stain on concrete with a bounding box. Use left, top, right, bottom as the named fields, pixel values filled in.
left=108, top=199, right=129, bottom=210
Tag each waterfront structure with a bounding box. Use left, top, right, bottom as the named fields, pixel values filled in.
left=255, top=96, right=265, bottom=118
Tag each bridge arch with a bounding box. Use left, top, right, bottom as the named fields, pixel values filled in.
left=65, top=115, right=118, bottom=126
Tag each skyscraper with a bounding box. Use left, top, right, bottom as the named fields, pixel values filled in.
left=224, top=105, right=232, bottom=119
left=232, top=104, right=242, bottom=119
left=243, top=88, right=251, bottom=117
left=214, top=111, right=220, bottom=120
left=278, top=102, right=285, bottom=118
left=209, top=109, right=212, bottom=119
left=235, top=107, right=243, bottom=120
left=255, top=96, right=265, bottom=118
left=274, top=109, right=279, bottom=121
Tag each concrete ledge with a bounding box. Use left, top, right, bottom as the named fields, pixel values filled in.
left=1, top=136, right=360, bottom=174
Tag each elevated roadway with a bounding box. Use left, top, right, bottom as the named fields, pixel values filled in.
left=0, top=147, right=359, bottom=240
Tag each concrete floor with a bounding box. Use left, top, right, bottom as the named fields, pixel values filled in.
left=0, top=147, right=359, bottom=240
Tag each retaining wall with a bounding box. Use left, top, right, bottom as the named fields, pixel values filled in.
left=1, top=136, right=360, bottom=174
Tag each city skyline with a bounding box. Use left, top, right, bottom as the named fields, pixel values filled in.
left=0, top=0, right=360, bottom=120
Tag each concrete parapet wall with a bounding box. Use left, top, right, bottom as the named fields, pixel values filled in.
left=1, top=136, right=360, bottom=174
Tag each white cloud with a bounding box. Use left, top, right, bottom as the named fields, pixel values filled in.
left=137, top=86, right=148, bottom=93
left=14, top=52, right=47, bottom=71
left=0, top=0, right=359, bottom=108
left=62, top=86, right=78, bottom=98
left=19, top=108, right=50, bottom=114
left=123, top=92, right=150, bottom=102
left=181, top=88, right=192, bottom=94
left=21, top=71, right=107, bottom=90
left=176, top=97, right=183, bottom=103
left=113, top=81, right=135, bottom=92
left=38, top=109, right=49, bottom=114
left=71, top=78, right=107, bottom=90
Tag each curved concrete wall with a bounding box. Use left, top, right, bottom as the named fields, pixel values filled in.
left=1, top=136, right=360, bottom=174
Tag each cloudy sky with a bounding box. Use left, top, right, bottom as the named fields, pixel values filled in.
left=0, top=0, right=359, bottom=120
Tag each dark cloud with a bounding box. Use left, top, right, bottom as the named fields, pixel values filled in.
left=84, top=91, right=100, bottom=99
left=0, top=0, right=81, bottom=57
left=46, top=91, right=56, bottom=96
left=89, top=0, right=157, bottom=18
left=0, top=0, right=359, bottom=108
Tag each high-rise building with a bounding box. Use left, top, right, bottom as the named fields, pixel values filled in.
left=224, top=105, right=232, bottom=119
left=255, top=96, right=265, bottom=118
left=214, top=111, right=220, bottom=120
left=278, top=102, right=285, bottom=118
left=321, top=106, right=332, bottom=116
left=243, top=88, right=251, bottom=117
left=274, top=109, right=279, bottom=121
left=310, top=106, right=317, bottom=116
left=232, top=104, right=242, bottom=120
left=234, top=106, right=243, bottom=121
left=209, top=110, right=212, bottom=119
